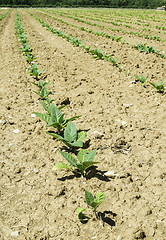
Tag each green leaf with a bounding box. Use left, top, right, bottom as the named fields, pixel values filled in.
left=76, top=161, right=99, bottom=174
left=90, top=201, right=100, bottom=211
left=51, top=107, right=64, bottom=124
left=64, top=122, right=77, bottom=143
left=64, top=115, right=81, bottom=126
left=85, top=190, right=94, bottom=206
left=77, top=131, right=87, bottom=141
left=77, top=149, right=89, bottom=163
left=69, top=140, right=83, bottom=148
left=33, top=112, right=50, bottom=124
left=91, top=192, right=105, bottom=211
left=95, top=192, right=105, bottom=204
left=41, top=87, right=49, bottom=98
left=52, top=162, right=73, bottom=171
left=46, top=131, right=64, bottom=141
left=82, top=161, right=99, bottom=171
left=60, top=151, right=78, bottom=167
left=84, top=149, right=97, bottom=162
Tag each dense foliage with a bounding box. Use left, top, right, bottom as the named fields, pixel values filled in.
left=0, top=0, right=166, bottom=9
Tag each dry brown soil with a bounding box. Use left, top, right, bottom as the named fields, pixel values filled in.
left=0, top=9, right=166, bottom=240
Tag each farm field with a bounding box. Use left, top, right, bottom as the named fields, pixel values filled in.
left=0, top=8, right=166, bottom=240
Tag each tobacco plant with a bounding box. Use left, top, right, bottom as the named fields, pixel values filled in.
left=46, top=121, right=87, bottom=148
left=77, top=190, right=105, bottom=222
left=28, top=63, right=43, bottom=80
left=85, top=190, right=105, bottom=212
left=53, top=149, right=98, bottom=176
left=34, top=103, right=80, bottom=131
left=33, top=86, right=50, bottom=100
left=149, top=80, right=164, bottom=93
left=31, top=80, right=50, bottom=89
left=135, top=74, right=148, bottom=86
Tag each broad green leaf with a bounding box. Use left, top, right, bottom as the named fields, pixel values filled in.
left=52, top=162, right=73, bottom=171
left=90, top=201, right=101, bottom=211
left=76, top=161, right=99, bottom=174
left=48, top=103, right=56, bottom=114
left=60, top=151, right=78, bottom=167
left=58, top=113, right=65, bottom=124
left=41, top=87, right=49, bottom=98
left=84, top=149, right=97, bottom=162
left=64, top=122, right=77, bottom=143
left=77, top=131, right=87, bottom=141
left=64, top=115, right=81, bottom=126
left=45, top=122, right=61, bottom=129
left=69, top=140, right=83, bottom=148
left=51, top=107, right=62, bottom=123
left=82, top=161, right=100, bottom=171
left=95, top=192, right=105, bottom=204
left=34, top=112, right=50, bottom=124
left=85, top=190, right=94, bottom=206
left=91, top=192, right=105, bottom=211
left=77, top=149, right=89, bottom=163
left=46, top=131, right=64, bottom=141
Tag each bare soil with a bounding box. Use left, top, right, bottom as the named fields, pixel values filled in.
left=0, top=9, right=166, bottom=240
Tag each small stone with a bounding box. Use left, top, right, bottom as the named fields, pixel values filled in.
left=93, top=131, right=103, bottom=139
left=13, top=129, right=20, bottom=133
left=54, top=147, right=58, bottom=153
left=11, top=231, right=19, bottom=236
left=121, top=121, right=128, bottom=126
left=104, top=171, right=119, bottom=178
left=34, top=168, right=39, bottom=174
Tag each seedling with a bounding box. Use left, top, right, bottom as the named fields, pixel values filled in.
left=52, top=149, right=98, bottom=176
left=149, top=80, right=164, bottom=92
left=19, top=43, right=31, bottom=53
left=34, top=103, right=80, bottom=131
left=31, top=80, right=50, bottom=89
left=77, top=190, right=105, bottom=223
left=33, top=87, right=50, bottom=100
left=135, top=74, right=148, bottom=86
left=24, top=53, right=37, bottom=63
left=105, top=55, right=119, bottom=67
left=85, top=190, right=105, bottom=212
left=77, top=208, right=88, bottom=223
left=46, top=122, right=87, bottom=148
left=91, top=48, right=104, bottom=59
left=28, top=63, right=43, bottom=79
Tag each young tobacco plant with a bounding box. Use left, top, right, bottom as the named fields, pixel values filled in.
left=31, top=80, right=50, bottom=89
left=28, top=63, right=43, bottom=80
left=24, top=52, right=37, bottom=63
left=33, top=86, right=50, bottom=100
left=149, top=80, right=164, bottom=93
left=34, top=103, right=80, bottom=131
left=135, top=74, right=148, bottom=86
left=46, top=121, right=87, bottom=148
left=85, top=190, right=105, bottom=212
left=53, top=149, right=98, bottom=176
left=77, top=190, right=105, bottom=222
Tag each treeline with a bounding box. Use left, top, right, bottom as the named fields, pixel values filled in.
left=0, top=0, right=166, bottom=9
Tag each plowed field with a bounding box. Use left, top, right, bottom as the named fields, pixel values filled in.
left=0, top=8, right=166, bottom=240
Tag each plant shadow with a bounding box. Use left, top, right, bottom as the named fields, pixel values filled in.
left=85, top=166, right=110, bottom=182
left=57, top=166, right=110, bottom=182
left=99, top=210, right=117, bottom=227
